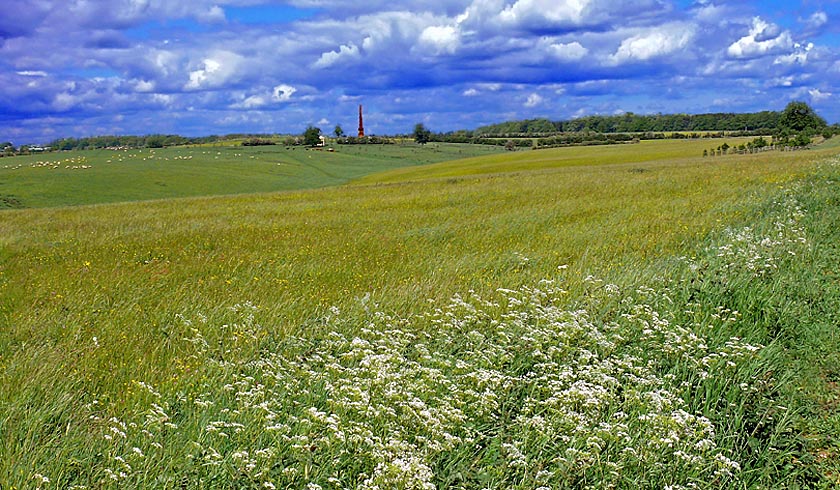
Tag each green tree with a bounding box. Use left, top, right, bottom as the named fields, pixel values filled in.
left=413, top=123, right=432, bottom=144
left=145, top=135, right=165, bottom=148
left=334, top=125, right=344, bottom=138
left=303, top=126, right=322, bottom=146
left=780, top=101, right=826, bottom=132
left=792, top=133, right=812, bottom=147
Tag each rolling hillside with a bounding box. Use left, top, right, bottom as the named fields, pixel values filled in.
left=1, top=140, right=839, bottom=487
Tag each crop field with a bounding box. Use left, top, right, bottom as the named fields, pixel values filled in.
left=0, top=143, right=503, bottom=209
left=1, top=140, right=839, bottom=488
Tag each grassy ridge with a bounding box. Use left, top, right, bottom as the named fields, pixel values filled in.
left=0, top=143, right=502, bottom=209
left=1, top=142, right=839, bottom=487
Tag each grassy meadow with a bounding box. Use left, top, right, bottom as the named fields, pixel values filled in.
left=1, top=139, right=840, bottom=488
left=0, top=143, right=502, bottom=209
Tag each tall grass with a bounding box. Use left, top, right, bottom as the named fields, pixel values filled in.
left=1, top=145, right=839, bottom=487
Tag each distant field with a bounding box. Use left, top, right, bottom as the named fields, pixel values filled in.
left=354, top=138, right=757, bottom=184
left=2, top=139, right=839, bottom=487
left=0, top=143, right=502, bottom=208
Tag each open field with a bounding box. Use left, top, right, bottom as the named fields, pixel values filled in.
left=0, top=143, right=503, bottom=209
left=354, top=138, right=757, bottom=184
left=1, top=140, right=840, bottom=487
left=0, top=139, right=755, bottom=209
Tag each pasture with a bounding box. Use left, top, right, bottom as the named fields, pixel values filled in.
left=0, top=142, right=502, bottom=209
left=1, top=139, right=839, bottom=488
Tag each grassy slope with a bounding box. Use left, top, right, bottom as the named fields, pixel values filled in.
left=0, top=151, right=820, bottom=375
left=1, top=141, right=839, bottom=487
left=353, top=138, right=755, bottom=184
left=0, top=143, right=503, bottom=209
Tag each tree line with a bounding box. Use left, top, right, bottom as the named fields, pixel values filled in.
left=473, top=111, right=784, bottom=137
left=472, top=103, right=836, bottom=137
left=426, top=102, right=835, bottom=149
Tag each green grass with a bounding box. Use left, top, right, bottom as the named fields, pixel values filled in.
left=0, top=143, right=503, bottom=209
left=1, top=141, right=839, bottom=487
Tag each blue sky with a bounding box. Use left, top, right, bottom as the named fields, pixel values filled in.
left=2, top=0, right=839, bottom=144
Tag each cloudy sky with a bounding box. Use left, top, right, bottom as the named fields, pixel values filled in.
left=2, top=0, right=839, bottom=143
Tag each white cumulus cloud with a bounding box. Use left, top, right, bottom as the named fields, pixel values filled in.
left=499, top=0, right=589, bottom=27
left=272, top=84, right=297, bottom=102
left=133, top=79, right=155, bottom=92
left=774, top=42, right=814, bottom=66
left=808, top=88, right=831, bottom=103
left=234, top=95, right=268, bottom=109
left=184, top=51, right=244, bottom=90
left=418, top=24, right=460, bottom=55
left=197, top=5, right=226, bottom=23
left=727, top=17, right=792, bottom=59
left=314, top=43, right=361, bottom=69
left=231, top=84, right=296, bottom=109
left=804, top=11, right=828, bottom=31
left=53, top=93, right=77, bottom=111
left=611, top=23, right=695, bottom=63
left=524, top=93, right=543, bottom=107
left=547, top=41, right=588, bottom=61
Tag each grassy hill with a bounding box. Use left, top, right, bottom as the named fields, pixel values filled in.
left=1, top=139, right=839, bottom=487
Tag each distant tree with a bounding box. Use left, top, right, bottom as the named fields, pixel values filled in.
left=145, top=135, right=165, bottom=148
left=242, top=138, right=276, bottom=146
left=303, top=126, right=322, bottom=146
left=792, top=133, right=812, bottom=147
left=334, top=125, right=344, bottom=138
left=504, top=140, right=516, bottom=151
left=413, top=123, right=432, bottom=144
left=780, top=101, right=826, bottom=132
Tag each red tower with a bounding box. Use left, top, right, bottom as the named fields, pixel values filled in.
left=357, top=104, right=365, bottom=138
